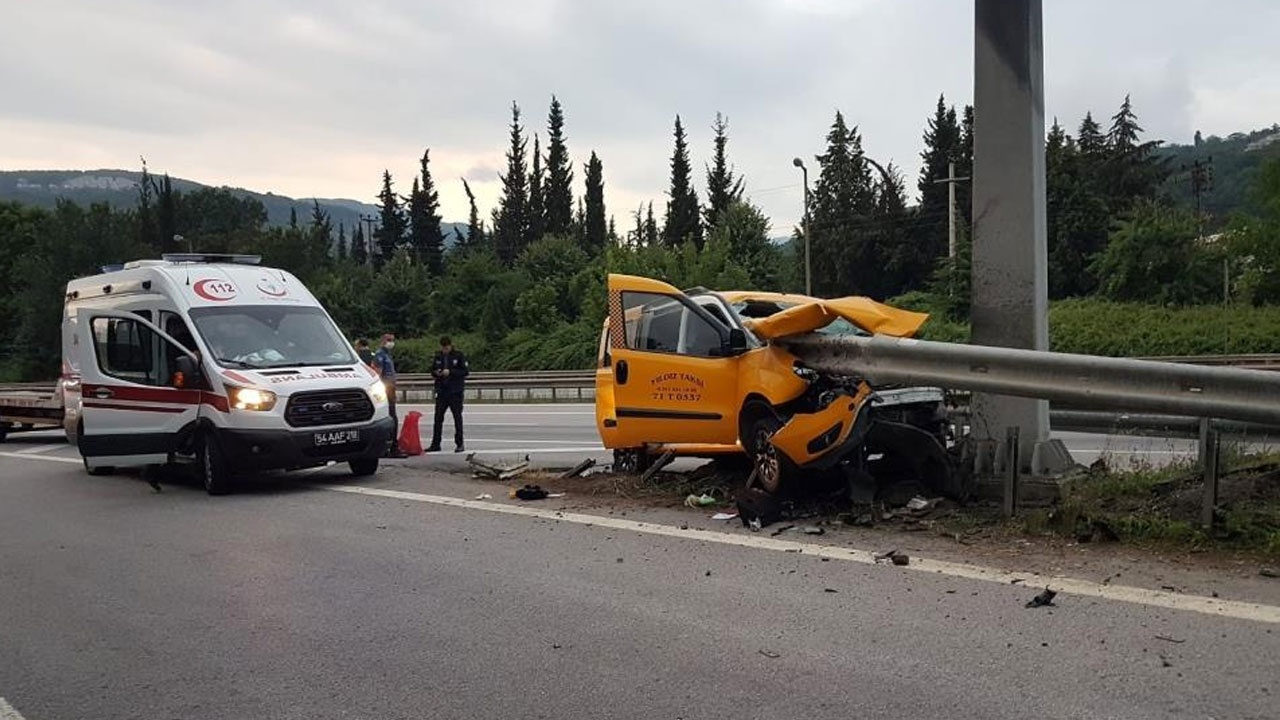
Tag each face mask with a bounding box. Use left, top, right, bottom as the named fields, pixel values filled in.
left=386, top=342, right=395, bottom=350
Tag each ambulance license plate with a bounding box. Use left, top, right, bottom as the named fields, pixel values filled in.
left=314, top=429, right=360, bottom=447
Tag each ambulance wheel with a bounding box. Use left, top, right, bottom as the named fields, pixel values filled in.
left=197, top=432, right=234, bottom=496
left=746, top=414, right=795, bottom=495
left=349, top=457, right=379, bottom=477
left=82, top=455, right=114, bottom=477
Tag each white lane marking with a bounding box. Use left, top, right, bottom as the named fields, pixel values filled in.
left=0, top=451, right=82, bottom=465
left=323, top=484, right=1280, bottom=625
left=445, top=447, right=605, bottom=455
left=454, top=438, right=602, bottom=445
left=0, top=697, right=28, bottom=720
left=1065, top=448, right=1192, bottom=456
left=14, top=444, right=65, bottom=455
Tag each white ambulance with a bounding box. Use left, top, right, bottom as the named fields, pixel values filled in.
left=62, top=253, right=394, bottom=494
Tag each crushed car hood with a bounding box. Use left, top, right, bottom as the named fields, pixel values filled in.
left=732, top=294, right=929, bottom=340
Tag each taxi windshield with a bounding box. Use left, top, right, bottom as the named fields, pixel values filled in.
left=189, top=305, right=356, bottom=369
left=730, top=299, right=871, bottom=337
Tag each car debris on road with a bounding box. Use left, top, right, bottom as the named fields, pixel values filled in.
left=1025, top=587, right=1058, bottom=608
left=467, top=454, right=530, bottom=480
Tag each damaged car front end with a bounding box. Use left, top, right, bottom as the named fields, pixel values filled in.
left=596, top=275, right=963, bottom=499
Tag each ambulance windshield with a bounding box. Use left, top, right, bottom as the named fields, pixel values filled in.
left=189, top=305, right=356, bottom=369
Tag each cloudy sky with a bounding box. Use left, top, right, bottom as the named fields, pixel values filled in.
left=2, top=0, right=1278, bottom=232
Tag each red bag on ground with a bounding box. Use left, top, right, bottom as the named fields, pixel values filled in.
left=398, top=411, right=424, bottom=456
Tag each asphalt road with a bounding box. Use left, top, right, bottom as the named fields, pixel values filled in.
left=2, top=431, right=1279, bottom=719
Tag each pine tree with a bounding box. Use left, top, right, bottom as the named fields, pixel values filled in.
left=644, top=202, right=659, bottom=247
left=528, top=134, right=546, bottom=242
left=289, top=206, right=299, bottom=230
left=156, top=173, right=177, bottom=253
left=583, top=151, right=607, bottom=253
left=1047, top=118, right=1110, bottom=298
left=544, top=96, right=574, bottom=237
left=1105, top=95, right=1166, bottom=209
left=406, top=149, right=445, bottom=274
left=308, top=200, right=333, bottom=257
left=493, top=102, right=531, bottom=265
left=1077, top=112, right=1106, bottom=159
left=662, top=116, right=702, bottom=248
left=1107, top=94, right=1141, bottom=154
left=957, top=104, right=975, bottom=228
left=704, top=112, right=744, bottom=229
left=352, top=223, right=368, bottom=265
left=374, top=170, right=406, bottom=266
left=336, top=222, right=349, bottom=260
left=916, top=94, right=962, bottom=262
left=461, top=178, right=485, bottom=250
left=809, top=111, right=876, bottom=296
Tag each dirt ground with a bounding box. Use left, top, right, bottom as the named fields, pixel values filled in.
left=474, top=459, right=1280, bottom=607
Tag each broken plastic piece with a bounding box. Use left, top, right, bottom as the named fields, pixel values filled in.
left=1025, top=587, right=1057, bottom=608
left=475, top=493, right=493, bottom=500
left=684, top=493, right=717, bottom=508
left=711, top=512, right=738, bottom=521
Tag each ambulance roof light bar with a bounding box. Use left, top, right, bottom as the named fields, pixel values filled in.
left=161, top=253, right=262, bottom=266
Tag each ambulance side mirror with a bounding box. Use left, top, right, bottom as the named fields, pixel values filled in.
left=174, top=355, right=201, bottom=388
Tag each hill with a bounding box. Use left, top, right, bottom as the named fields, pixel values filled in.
left=1157, top=125, right=1280, bottom=226
left=0, top=169, right=466, bottom=241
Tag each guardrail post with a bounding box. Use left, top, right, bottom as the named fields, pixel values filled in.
left=1003, top=426, right=1021, bottom=518
left=552, top=386, right=558, bottom=402
left=1199, top=418, right=1220, bottom=529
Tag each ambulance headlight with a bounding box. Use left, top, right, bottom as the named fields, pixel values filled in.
left=226, top=385, right=277, bottom=411
left=368, top=380, right=388, bottom=404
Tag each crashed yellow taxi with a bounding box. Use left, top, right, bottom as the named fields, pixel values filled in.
left=596, top=274, right=956, bottom=496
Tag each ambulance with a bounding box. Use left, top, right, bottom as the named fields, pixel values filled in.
left=62, top=254, right=394, bottom=494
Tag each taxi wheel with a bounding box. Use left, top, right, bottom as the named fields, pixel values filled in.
left=197, top=433, right=234, bottom=496
left=747, top=415, right=794, bottom=495
left=612, top=449, right=651, bottom=475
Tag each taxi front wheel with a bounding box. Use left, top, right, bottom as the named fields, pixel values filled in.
left=747, top=415, right=796, bottom=495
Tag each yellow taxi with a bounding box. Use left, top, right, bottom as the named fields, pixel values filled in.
left=596, top=274, right=954, bottom=495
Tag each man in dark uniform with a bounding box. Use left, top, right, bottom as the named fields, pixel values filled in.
left=427, top=336, right=469, bottom=453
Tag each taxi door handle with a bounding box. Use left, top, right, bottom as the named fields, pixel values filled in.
left=93, top=387, right=114, bottom=399
left=615, top=360, right=629, bottom=385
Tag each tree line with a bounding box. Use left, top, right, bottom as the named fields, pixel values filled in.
left=2, top=93, right=1279, bottom=381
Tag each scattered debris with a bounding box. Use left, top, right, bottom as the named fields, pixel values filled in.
left=710, top=512, right=738, bottom=521
left=684, top=493, right=717, bottom=508
left=474, top=493, right=493, bottom=500
left=704, top=570, right=711, bottom=577
left=558, top=459, right=596, bottom=480
left=552, top=643, right=562, bottom=649
left=891, top=553, right=910, bottom=566
left=824, top=588, right=839, bottom=593
left=1261, top=567, right=1279, bottom=579
left=513, top=485, right=550, bottom=501
left=906, top=496, right=940, bottom=512
left=874, top=549, right=899, bottom=563
left=640, top=450, right=676, bottom=483
left=1155, top=635, right=1187, bottom=644
left=802, top=526, right=825, bottom=536
left=769, top=524, right=795, bottom=537
left=1161, top=585, right=1178, bottom=593
left=1160, top=655, right=1173, bottom=668
left=757, top=650, right=781, bottom=659
left=468, top=454, right=530, bottom=480
left=1025, top=587, right=1058, bottom=609
left=736, top=487, right=782, bottom=529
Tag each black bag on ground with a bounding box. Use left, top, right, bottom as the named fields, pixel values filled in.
left=735, top=487, right=781, bottom=528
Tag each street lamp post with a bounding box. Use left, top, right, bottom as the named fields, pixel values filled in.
left=792, top=157, right=812, bottom=296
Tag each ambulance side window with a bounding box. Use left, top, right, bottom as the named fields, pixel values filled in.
left=92, top=317, right=159, bottom=386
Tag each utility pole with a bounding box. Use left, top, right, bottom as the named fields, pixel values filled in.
left=933, top=160, right=971, bottom=259
left=360, top=213, right=377, bottom=265
left=1187, top=157, right=1219, bottom=302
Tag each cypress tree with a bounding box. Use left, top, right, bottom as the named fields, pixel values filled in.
left=528, top=134, right=546, bottom=243
left=352, top=223, right=368, bottom=265
left=289, top=206, right=298, bottom=230
left=662, top=116, right=702, bottom=248
left=308, top=200, right=332, bottom=256
left=406, top=149, right=445, bottom=274
left=544, top=96, right=574, bottom=237
left=644, top=202, right=659, bottom=247
left=493, top=102, right=530, bottom=265
left=809, top=111, right=876, bottom=296
left=461, top=178, right=485, bottom=250
left=704, top=112, right=744, bottom=229
left=583, top=151, right=607, bottom=253
left=336, top=222, right=348, bottom=260
left=374, top=170, right=406, bottom=265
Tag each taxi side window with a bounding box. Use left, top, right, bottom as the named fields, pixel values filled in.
left=92, top=317, right=159, bottom=385
left=622, top=291, right=725, bottom=358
